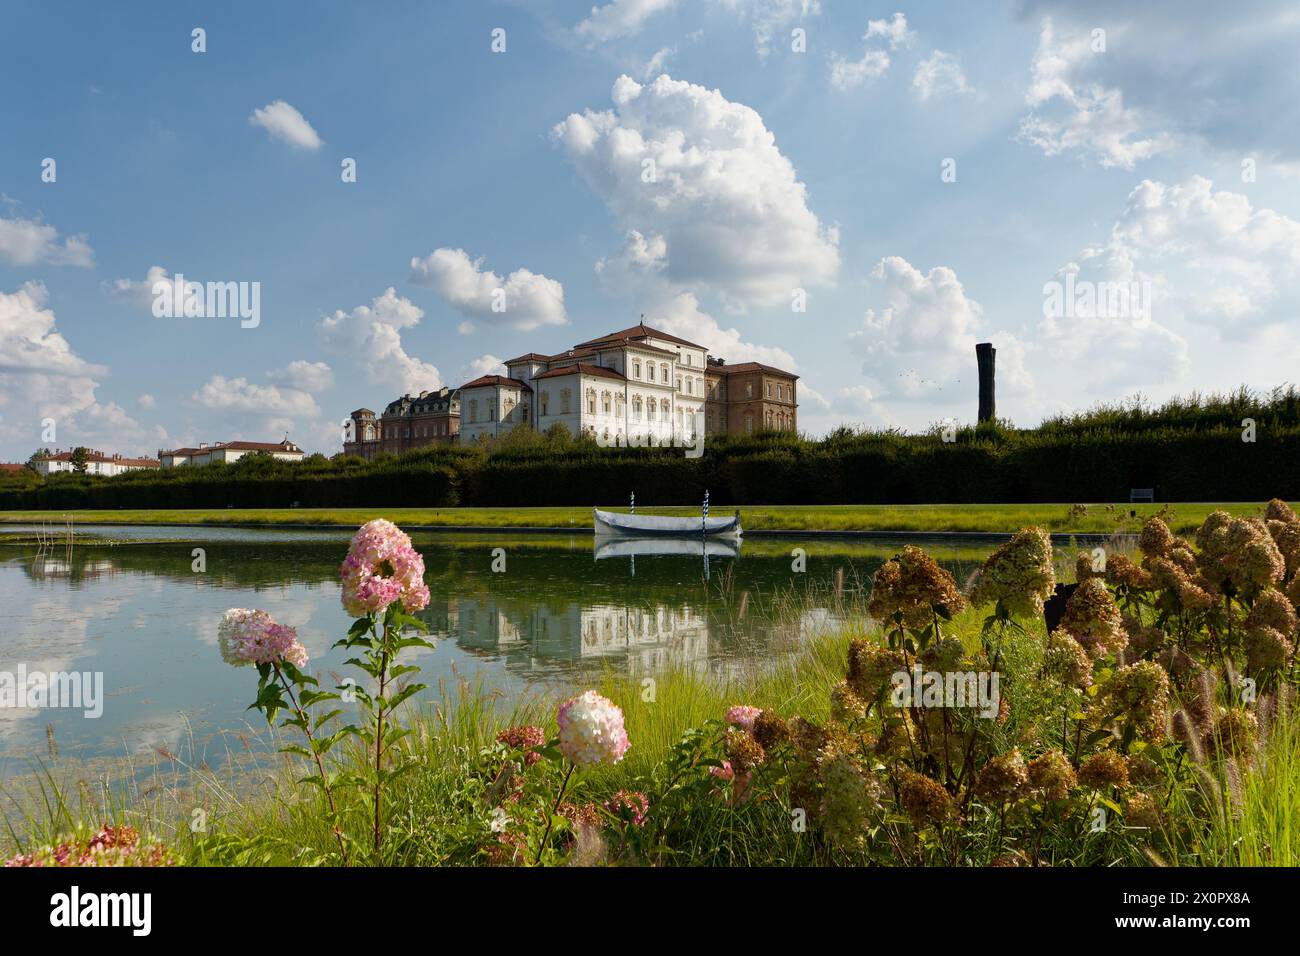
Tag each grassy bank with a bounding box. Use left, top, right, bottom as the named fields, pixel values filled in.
left=6, top=603, right=1297, bottom=867
left=0, top=501, right=1278, bottom=535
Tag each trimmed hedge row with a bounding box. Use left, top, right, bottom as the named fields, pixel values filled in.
left=3, top=422, right=1298, bottom=509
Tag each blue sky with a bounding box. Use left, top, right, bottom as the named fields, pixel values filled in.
left=2, top=0, right=1299, bottom=461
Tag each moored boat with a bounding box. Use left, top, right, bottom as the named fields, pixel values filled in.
left=592, top=507, right=742, bottom=538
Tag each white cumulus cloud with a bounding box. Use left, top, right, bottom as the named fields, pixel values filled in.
left=409, top=248, right=566, bottom=331
left=249, top=100, right=324, bottom=151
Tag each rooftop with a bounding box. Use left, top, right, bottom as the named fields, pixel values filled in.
left=533, top=362, right=627, bottom=382
left=458, top=374, right=533, bottom=392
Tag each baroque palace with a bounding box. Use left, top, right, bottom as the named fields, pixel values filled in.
left=343, top=323, right=798, bottom=459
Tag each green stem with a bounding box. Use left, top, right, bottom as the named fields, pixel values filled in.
left=535, top=763, right=575, bottom=865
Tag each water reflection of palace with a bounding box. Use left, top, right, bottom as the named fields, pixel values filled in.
left=425, top=595, right=716, bottom=678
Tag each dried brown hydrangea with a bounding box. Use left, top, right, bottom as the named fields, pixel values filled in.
left=976, top=749, right=1029, bottom=803
left=1126, top=754, right=1163, bottom=787
left=1206, top=707, right=1259, bottom=761
left=1104, top=553, right=1154, bottom=590
left=1245, top=625, right=1294, bottom=673
left=1044, top=632, right=1095, bottom=688
left=818, top=752, right=877, bottom=851
left=1027, top=750, right=1077, bottom=802
left=752, top=710, right=790, bottom=751
left=1146, top=557, right=1216, bottom=610
left=846, top=639, right=907, bottom=701
left=868, top=545, right=967, bottom=628
left=726, top=728, right=767, bottom=775
left=788, top=716, right=831, bottom=763
left=969, top=527, right=1056, bottom=618
left=921, top=637, right=967, bottom=672
left=1197, top=513, right=1285, bottom=595
left=1139, top=517, right=1177, bottom=558
left=1075, top=551, right=1106, bottom=582
left=1079, top=751, right=1130, bottom=790
left=830, top=680, right=868, bottom=724
left=1245, top=589, right=1298, bottom=635
left=1104, top=661, right=1171, bottom=741
left=896, top=769, right=957, bottom=828
left=1060, top=578, right=1127, bottom=658
left=1124, top=791, right=1162, bottom=829
left=1264, top=498, right=1298, bottom=524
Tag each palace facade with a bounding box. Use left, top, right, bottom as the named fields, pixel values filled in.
left=343, top=323, right=798, bottom=457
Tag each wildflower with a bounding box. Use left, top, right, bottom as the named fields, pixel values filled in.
left=725, top=705, right=762, bottom=733
left=1078, top=752, right=1129, bottom=790
left=5, top=824, right=174, bottom=867
left=556, top=691, right=630, bottom=766
left=1043, top=633, right=1094, bottom=688
left=752, top=710, right=790, bottom=751
left=1103, top=661, right=1171, bottom=742
left=896, top=769, right=956, bottom=828
left=725, top=728, right=766, bottom=775
left=339, top=518, right=430, bottom=617
left=969, top=527, right=1056, bottom=618
left=830, top=680, right=867, bottom=723
left=846, top=640, right=906, bottom=700
left=1124, top=791, right=1162, bottom=829
left=868, top=546, right=966, bottom=628
left=1027, top=750, right=1077, bottom=802
left=604, top=790, right=649, bottom=827
left=818, top=753, right=876, bottom=851
left=1059, top=578, right=1126, bottom=658
left=218, top=608, right=309, bottom=668
left=709, top=761, right=735, bottom=783
left=975, top=749, right=1029, bottom=804
left=485, top=828, right=527, bottom=866
left=496, top=725, right=545, bottom=766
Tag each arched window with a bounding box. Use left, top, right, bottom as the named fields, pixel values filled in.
left=602, top=391, right=611, bottom=414
left=632, top=396, right=642, bottom=421
left=660, top=363, right=669, bottom=381
left=647, top=400, right=655, bottom=422
left=587, top=389, right=596, bottom=414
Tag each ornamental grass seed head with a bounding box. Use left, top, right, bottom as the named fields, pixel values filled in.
left=339, top=518, right=430, bottom=617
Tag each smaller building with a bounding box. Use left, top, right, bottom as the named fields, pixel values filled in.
left=33, top=449, right=161, bottom=477
left=343, top=387, right=460, bottom=460
left=158, top=438, right=304, bottom=467
left=458, top=375, right=532, bottom=444
left=0, top=463, right=29, bottom=476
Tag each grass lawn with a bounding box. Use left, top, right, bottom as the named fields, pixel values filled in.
left=0, top=501, right=1278, bottom=535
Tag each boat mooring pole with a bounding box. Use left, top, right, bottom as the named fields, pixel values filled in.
left=630, top=490, right=635, bottom=514
left=702, top=489, right=709, bottom=538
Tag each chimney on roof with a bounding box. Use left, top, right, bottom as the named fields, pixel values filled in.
left=976, top=342, right=996, bottom=423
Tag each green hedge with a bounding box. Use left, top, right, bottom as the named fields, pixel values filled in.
left=5, top=388, right=1300, bottom=508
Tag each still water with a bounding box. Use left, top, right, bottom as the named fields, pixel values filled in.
left=0, top=527, right=993, bottom=770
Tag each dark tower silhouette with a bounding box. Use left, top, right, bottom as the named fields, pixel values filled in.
left=976, top=342, right=996, bottom=423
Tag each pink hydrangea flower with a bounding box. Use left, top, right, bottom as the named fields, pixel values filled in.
left=710, top=761, right=735, bottom=782
left=339, top=519, right=430, bottom=617
left=725, top=705, right=762, bottom=734
left=556, top=690, right=630, bottom=766
left=218, top=608, right=309, bottom=668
